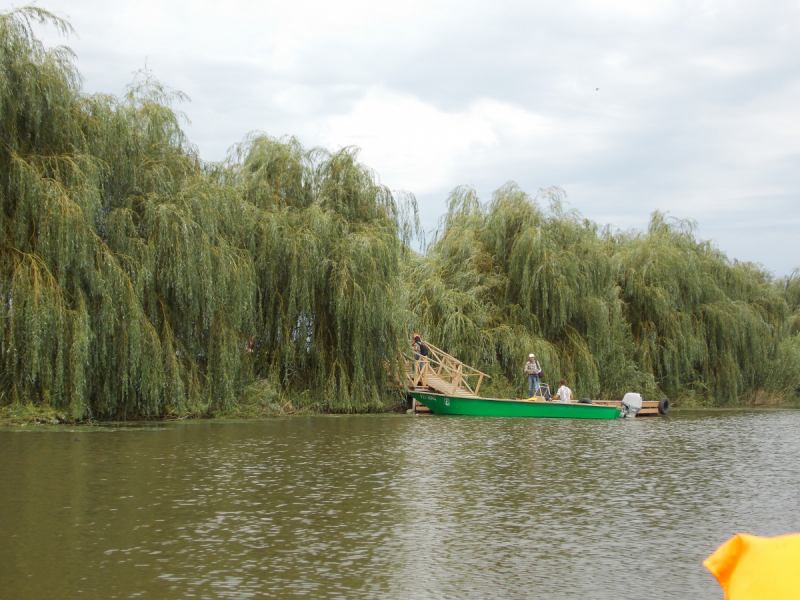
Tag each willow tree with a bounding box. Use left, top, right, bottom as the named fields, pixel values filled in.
left=410, top=182, right=795, bottom=403
left=614, top=213, right=790, bottom=401
left=0, top=7, right=414, bottom=416
left=767, top=269, right=800, bottom=397
left=226, top=134, right=410, bottom=412
left=784, top=269, right=800, bottom=329
left=0, top=6, right=119, bottom=417
left=0, top=7, right=254, bottom=417
left=408, top=183, right=652, bottom=399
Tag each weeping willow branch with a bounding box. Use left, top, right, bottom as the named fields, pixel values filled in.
left=1, top=6, right=797, bottom=419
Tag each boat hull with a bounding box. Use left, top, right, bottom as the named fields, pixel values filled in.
left=410, top=392, right=622, bottom=420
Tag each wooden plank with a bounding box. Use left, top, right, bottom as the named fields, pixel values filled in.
left=566, top=399, right=664, bottom=417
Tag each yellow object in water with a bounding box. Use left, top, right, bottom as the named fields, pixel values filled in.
left=704, top=533, right=800, bottom=599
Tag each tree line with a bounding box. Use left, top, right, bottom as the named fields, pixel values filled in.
left=1, top=7, right=798, bottom=419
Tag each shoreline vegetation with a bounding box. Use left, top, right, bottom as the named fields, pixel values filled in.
left=2, top=7, right=799, bottom=426
left=2, top=396, right=799, bottom=428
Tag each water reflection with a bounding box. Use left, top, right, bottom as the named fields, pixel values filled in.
left=1, top=411, right=799, bottom=599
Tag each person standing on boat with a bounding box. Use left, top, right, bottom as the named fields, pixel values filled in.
left=552, top=380, right=573, bottom=403
left=524, top=354, right=542, bottom=397
left=411, top=333, right=429, bottom=375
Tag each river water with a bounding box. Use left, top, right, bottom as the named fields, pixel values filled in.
left=2, top=410, right=799, bottom=599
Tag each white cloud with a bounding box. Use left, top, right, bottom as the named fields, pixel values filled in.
left=579, top=0, right=673, bottom=19
left=322, top=89, right=558, bottom=193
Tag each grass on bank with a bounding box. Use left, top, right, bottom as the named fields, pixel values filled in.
left=0, top=376, right=411, bottom=425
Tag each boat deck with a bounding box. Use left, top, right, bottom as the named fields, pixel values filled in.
left=593, top=400, right=661, bottom=416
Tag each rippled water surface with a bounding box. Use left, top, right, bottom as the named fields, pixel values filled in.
left=2, top=410, right=800, bottom=599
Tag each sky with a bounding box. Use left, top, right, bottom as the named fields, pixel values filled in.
left=28, top=0, right=800, bottom=276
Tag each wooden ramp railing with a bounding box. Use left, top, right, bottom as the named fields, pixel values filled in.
left=406, top=342, right=489, bottom=398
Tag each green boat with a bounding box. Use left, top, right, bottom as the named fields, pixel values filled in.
left=409, top=391, right=623, bottom=420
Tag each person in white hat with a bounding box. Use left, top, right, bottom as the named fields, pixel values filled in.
left=524, top=353, right=542, bottom=397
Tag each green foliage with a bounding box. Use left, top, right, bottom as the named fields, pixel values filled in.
left=783, top=269, right=800, bottom=335
left=614, top=214, right=789, bottom=402
left=0, top=402, right=70, bottom=425
left=408, top=184, right=654, bottom=400
left=0, top=8, right=797, bottom=417
left=767, top=336, right=800, bottom=400
left=0, top=8, right=409, bottom=417
left=227, top=135, right=410, bottom=412
left=767, top=270, right=800, bottom=400
left=410, top=188, right=795, bottom=403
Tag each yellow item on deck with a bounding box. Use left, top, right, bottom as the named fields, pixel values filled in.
left=704, top=533, right=800, bottom=599
left=527, top=396, right=545, bottom=402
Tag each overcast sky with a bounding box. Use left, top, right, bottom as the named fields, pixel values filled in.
left=30, top=0, right=800, bottom=276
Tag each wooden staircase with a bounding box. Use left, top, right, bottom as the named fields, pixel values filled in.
left=406, top=342, right=489, bottom=399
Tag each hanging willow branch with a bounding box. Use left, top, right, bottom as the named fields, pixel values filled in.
left=412, top=187, right=796, bottom=402
left=0, top=8, right=412, bottom=416
left=1, top=7, right=797, bottom=417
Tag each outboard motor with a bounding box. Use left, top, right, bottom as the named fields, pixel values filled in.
left=620, top=392, right=643, bottom=418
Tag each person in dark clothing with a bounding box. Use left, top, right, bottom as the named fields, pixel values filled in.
left=411, top=333, right=429, bottom=374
